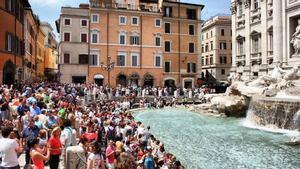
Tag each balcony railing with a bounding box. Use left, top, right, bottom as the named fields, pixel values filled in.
left=90, top=1, right=159, bottom=12
left=251, top=52, right=261, bottom=59
left=236, top=54, right=245, bottom=61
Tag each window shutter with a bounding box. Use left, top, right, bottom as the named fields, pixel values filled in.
left=5, top=32, right=8, bottom=50
left=193, top=63, right=196, bottom=73
left=11, top=34, right=15, bottom=53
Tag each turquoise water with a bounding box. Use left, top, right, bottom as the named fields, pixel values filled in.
left=134, top=108, right=300, bottom=169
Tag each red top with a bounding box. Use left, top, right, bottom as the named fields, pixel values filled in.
left=49, top=137, right=62, bottom=155
left=32, top=151, right=45, bottom=169
left=83, top=132, right=98, bottom=142
left=106, top=145, right=115, bottom=164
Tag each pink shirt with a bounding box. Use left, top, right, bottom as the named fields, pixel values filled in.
left=105, top=145, right=115, bottom=164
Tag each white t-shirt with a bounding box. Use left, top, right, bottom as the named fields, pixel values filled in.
left=88, top=153, right=103, bottom=169
left=0, top=138, right=19, bottom=167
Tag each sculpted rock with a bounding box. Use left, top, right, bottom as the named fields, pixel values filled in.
left=210, top=95, right=250, bottom=117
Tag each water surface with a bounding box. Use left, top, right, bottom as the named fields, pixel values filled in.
left=134, top=108, right=300, bottom=169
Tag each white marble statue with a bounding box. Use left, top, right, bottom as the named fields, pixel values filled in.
left=283, top=66, right=299, bottom=81
left=291, top=19, right=300, bottom=55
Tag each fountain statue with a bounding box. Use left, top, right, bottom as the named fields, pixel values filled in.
left=291, top=19, right=300, bottom=56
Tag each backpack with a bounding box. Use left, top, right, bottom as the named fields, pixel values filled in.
left=106, top=126, right=115, bottom=141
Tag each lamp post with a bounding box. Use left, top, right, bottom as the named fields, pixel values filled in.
left=100, top=56, right=115, bottom=87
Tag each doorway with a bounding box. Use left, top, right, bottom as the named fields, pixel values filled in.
left=117, top=74, right=127, bottom=87
left=3, top=60, right=15, bottom=85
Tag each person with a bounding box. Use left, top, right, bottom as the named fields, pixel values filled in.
left=86, top=141, right=105, bottom=169
left=115, top=152, right=136, bottom=169
left=46, top=110, right=58, bottom=129
left=29, top=102, right=41, bottom=118
left=49, top=127, right=62, bottom=169
left=144, top=149, right=155, bottom=169
left=0, top=126, right=23, bottom=169
left=28, top=138, right=50, bottom=169
left=21, top=119, right=40, bottom=167
left=60, top=119, right=73, bottom=169
left=105, top=140, right=115, bottom=169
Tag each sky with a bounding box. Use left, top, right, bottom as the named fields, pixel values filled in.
left=29, top=0, right=231, bottom=35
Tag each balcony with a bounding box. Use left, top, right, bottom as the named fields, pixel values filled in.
left=251, top=52, right=262, bottom=65
left=90, top=1, right=159, bottom=12
left=236, top=54, right=245, bottom=62
left=236, top=54, right=245, bottom=67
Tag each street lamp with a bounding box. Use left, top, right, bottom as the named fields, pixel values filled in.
left=100, top=56, right=115, bottom=87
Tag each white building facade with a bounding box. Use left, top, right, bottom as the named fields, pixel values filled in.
left=231, top=0, right=300, bottom=79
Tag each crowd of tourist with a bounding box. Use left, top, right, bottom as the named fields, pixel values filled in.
left=0, top=83, right=186, bottom=169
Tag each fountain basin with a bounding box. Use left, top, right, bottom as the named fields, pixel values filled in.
left=246, top=97, right=300, bottom=130
left=134, top=108, right=300, bottom=169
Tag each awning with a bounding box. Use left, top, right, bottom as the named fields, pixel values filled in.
left=94, top=74, right=104, bottom=79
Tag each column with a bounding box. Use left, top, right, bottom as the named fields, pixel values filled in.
left=260, top=0, right=268, bottom=75
left=231, top=0, right=237, bottom=73
left=273, top=0, right=283, bottom=63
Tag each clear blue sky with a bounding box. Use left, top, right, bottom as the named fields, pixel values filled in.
left=29, top=0, right=231, bottom=34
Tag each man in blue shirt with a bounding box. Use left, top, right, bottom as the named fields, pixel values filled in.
left=29, top=102, right=41, bottom=118
left=21, top=119, right=40, bottom=167
left=46, top=110, right=58, bottom=129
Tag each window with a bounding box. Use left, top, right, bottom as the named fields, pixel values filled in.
left=64, top=32, right=70, bottom=42
left=155, top=36, right=161, bottom=46
left=238, top=40, right=244, bottom=55
left=130, top=35, right=139, bottom=45
left=220, top=42, right=227, bottom=50
left=165, top=41, right=171, bottom=52
left=221, top=29, right=225, bottom=36
left=119, top=16, right=126, bottom=25
left=91, top=14, right=99, bottom=23
left=253, top=0, right=259, bottom=10
left=210, top=41, right=213, bottom=51
left=164, top=6, right=172, bottom=17
left=131, top=17, right=138, bottom=25
left=117, top=53, right=126, bottom=66
left=89, top=54, right=98, bottom=66
left=5, top=0, right=12, bottom=12
left=91, top=31, right=99, bottom=44
left=187, top=9, right=197, bottom=20
left=221, top=69, right=225, bottom=75
left=268, top=30, right=273, bottom=52
left=6, top=33, right=12, bottom=52
left=64, top=18, right=71, bottom=26
left=210, top=57, right=213, bottom=65
left=81, top=33, right=87, bottom=43
left=64, top=53, right=70, bottom=64
left=205, top=43, right=208, bottom=52
left=238, top=1, right=243, bottom=16
left=131, top=53, right=139, bottom=67
left=189, top=25, right=195, bottom=35
left=119, top=33, right=126, bottom=45
left=252, top=37, right=260, bottom=53
left=155, top=55, right=161, bottom=67
left=189, top=43, right=195, bottom=53
left=79, top=54, right=89, bottom=64
left=155, top=19, right=161, bottom=27
left=81, top=20, right=88, bottom=27
left=165, top=23, right=171, bottom=33
left=220, top=56, right=227, bottom=64
left=201, top=45, right=204, bottom=53
left=164, top=61, right=170, bottom=72
left=187, top=63, right=196, bottom=73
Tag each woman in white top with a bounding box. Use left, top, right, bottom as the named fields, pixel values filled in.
left=87, top=142, right=105, bottom=169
